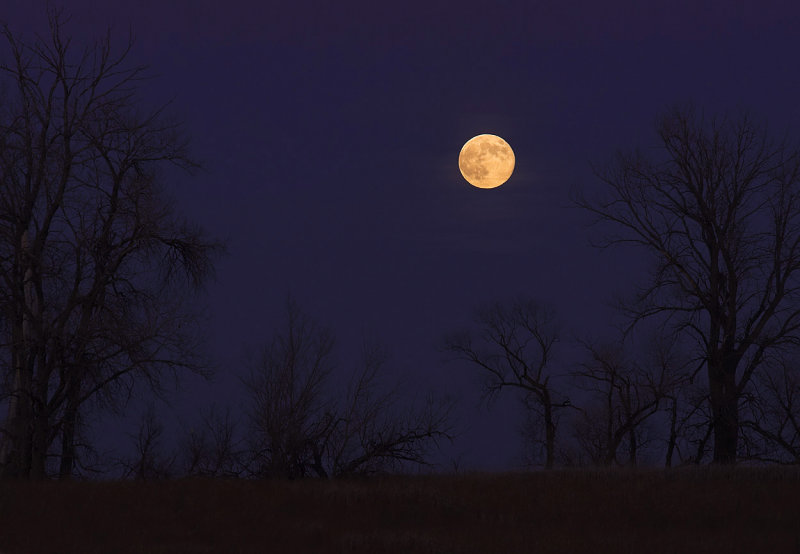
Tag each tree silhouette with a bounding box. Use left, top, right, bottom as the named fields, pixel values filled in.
left=0, top=11, right=222, bottom=479
left=739, top=355, right=800, bottom=463
left=569, top=334, right=684, bottom=466
left=577, top=105, right=800, bottom=464
left=445, top=297, right=568, bottom=469
left=117, top=404, right=177, bottom=480
left=180, top=404, right=244, bottom=478
left=242, top=298, right=453, bottom=479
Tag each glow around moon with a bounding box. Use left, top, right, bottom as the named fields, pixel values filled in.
left=458, top=134, right=515, bottom=189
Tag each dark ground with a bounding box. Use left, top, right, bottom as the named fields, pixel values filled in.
left=1, top=466, right=798, bottom=553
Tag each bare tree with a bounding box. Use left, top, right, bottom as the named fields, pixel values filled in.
left=739, top=356, right=800, bottom=463
left=615, top=345, right=716, bottom=469
left=242, top=298, right=336, bottom=479
left=576, top=105, right=800, bottom=464
left=663, top=370, right=715, bottom=467
left=570, top=335, right=679, bottom=466
left=0, top=11, right=222, bottom=479
left=117, top=404, right=176, bottom=480
left=444, top=297, right=568, bottom=469
left=324, top=341, right=453, bottom=477
left=180, top=404, right=244, bottom=478
left=242, top=298, right=453, bottom=479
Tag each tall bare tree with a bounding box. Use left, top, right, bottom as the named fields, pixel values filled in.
left=324, top=341, right=453, bottom=477
left=242, top=298, right=453, bottom=479
left=444, top=297, right=568, bottom=469
left=242, top=298, right=336, bottom=479
left=577, top=105, right=800, bottom=464
left=0, top=12, right=221, bottom=479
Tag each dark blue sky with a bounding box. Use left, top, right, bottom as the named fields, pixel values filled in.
left=6, top=0, right=800, bottom=473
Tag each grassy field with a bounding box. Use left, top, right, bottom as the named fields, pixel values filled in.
left=1, top=466, right=799, bottom=553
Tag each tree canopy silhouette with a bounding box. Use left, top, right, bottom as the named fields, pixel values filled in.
left=444, top=297, right=569, bottom=469
left=242, top=298, right=454, bottom=479
left=577, top=105, right=800, bottom=464
left=0, top=11, right=222, bottom=479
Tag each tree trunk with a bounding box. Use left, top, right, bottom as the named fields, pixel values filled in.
left=59, top=397, right=78, bottom=479
left=628, top=426, right=637, bottom=466
left=709, top=361, right=739, bottom=464
left=29, top=347, right=53, bottom=480
left=58, top=362, right=83, bottom=480
left=1, top=231, right=37, bottom=480
left=310, top=445, right=328, bottom=479
left=665, top=396, right=678, bottom=468
left=543, top=397, right=555, bottom=470
left=0, top=362, right=32, bottom=479
left=29, top=412, right=48, bottom=479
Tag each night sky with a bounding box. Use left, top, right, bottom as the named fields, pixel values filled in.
left=5, top=0, right=800, bottom=473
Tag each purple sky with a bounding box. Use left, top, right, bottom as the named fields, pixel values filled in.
left=5, top=0, right=800, bottom=473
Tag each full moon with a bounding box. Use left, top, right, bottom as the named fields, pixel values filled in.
left=458, top=134, right=515, bottom=189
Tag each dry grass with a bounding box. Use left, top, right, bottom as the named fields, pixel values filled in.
left=1, top=466, right=799, bottom=553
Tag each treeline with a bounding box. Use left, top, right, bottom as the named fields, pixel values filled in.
left=113, top=298, right=454, bottom=480
left=447, top=297, right=800, bottom=469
